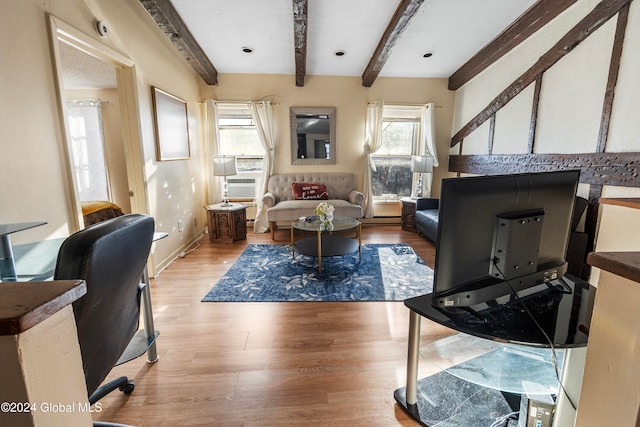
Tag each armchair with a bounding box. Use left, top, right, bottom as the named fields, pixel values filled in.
left=54, top=214, right=155, bottom=425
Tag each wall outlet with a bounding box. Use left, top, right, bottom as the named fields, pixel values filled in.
left=178, top=219, right=184, bottom=232
left=193, top=217, right=198, bottom=228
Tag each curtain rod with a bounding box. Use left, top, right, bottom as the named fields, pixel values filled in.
left=201, top=99, right=280, bottom=106
left=368, top=102, right=442, bottom=108
left=67, top=99, right=110, bottom=105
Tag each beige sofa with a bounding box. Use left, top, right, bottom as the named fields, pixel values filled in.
left=262, top=173, right=365, bottom=238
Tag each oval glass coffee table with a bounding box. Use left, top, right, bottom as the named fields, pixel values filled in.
left=290, top=216, right=362, bottom=272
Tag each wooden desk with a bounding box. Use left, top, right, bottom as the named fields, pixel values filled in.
left=205, top=203, right=247, bottom=243
left=10, top=232, right=166, bottom=365
left=0, top=221, right=46, bottom=282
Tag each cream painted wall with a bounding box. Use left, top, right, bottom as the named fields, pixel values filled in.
left=535, top=18, right=614, bottom=154
left=200, top=74, right=455, bottom=200
left=1, top=0, right=206, bottom=273
left=0, top=0, right=77, bottom=243
left=458, top=120, right=491, bottom=155
left=493, top=84, right=535, bottom=154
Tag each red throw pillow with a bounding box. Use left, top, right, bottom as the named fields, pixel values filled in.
left=292, top=183, right=329, bottom=200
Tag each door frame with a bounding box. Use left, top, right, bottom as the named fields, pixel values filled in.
left=48, top=15, right=148, bottom=231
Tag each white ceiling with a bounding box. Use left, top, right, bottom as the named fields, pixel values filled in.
left=170, top=0, right=537, bottom=79
left=59, top=0, right=538, bottom=89
left=59, top=41, right=117, bottom=90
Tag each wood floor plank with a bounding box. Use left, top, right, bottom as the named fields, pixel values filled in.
left=93, top=225, right=450, bottom=426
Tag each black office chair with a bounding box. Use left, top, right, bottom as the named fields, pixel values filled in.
left=54, top=214, right=154, bottom=425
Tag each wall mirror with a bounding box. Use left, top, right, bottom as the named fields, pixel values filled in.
left=290, top=107, right=336, bottom=165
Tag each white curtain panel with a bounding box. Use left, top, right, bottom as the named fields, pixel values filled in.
left=421, top=103, right=438, bottom=165
left=363, top=101, right=384, bottom=218
left=419, top=103, right=438, bottom=197
left=204, top=100, right=223, bottom=205
left=250, top=100, right=276, bottom=234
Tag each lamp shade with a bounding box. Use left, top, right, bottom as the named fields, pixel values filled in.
left=410, top=155, right=433, bottom=173
left=212, top=156, right=237, bottom=177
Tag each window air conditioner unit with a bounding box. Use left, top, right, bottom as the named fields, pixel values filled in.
left=227, top=177, right=256, bottom=198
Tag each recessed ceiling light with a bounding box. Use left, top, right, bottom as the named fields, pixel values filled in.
left=242, top=47, right=254, bottom=53
left=422, top=52, right=434, bottom=58
left=334, top=50, right=346, bottom=57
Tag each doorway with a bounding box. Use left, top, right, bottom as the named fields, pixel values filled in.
left=49, top=15, right=147, bottom=231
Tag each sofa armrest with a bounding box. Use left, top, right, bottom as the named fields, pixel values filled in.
left=416, top=198, right=439, bottom=211
left=349, top=190, right=365, bottom=207
left=262, top=192, right=276, bottom=208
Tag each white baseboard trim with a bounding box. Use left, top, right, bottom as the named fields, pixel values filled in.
left=151, top=231, right=205, bottom=278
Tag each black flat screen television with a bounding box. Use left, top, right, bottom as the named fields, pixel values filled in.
left=432, top=170, right=580, bottom=309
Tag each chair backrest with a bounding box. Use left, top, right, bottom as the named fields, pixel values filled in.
left=54, top=214, right=154, bottom=395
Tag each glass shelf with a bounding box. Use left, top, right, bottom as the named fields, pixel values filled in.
left=421, top=333, right=563, bottom=395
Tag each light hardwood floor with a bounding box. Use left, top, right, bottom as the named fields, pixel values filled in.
left=94, top=225, right=457, bottom=426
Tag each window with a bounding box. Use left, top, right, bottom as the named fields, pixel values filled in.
left=66, top=101, right=110, bottom=201
left=216, top=105, right=263, bottom=200
left=371, top=118, right=420, bottom=200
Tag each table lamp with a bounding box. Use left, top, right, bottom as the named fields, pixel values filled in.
left=213, top=156, right=237, bottom=206
left=410, top=155, right=433, bottom=199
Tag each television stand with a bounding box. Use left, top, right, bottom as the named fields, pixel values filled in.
left=394, top=275, right=595, bottom=426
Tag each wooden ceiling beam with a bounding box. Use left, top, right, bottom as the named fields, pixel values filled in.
left=292, top=0, right=308, bottom=87
left=139, top=0, right=218, bottom=86
left=448, top=0, right=577, bottom=91
left=361, top=0, right=424, bottom=88
left=449, top=153, right=640, bottom=187
left=451, top=0, right=632, bottom=147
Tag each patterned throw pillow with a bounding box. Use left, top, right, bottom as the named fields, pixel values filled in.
left=292, top=183, right=329, bottom=200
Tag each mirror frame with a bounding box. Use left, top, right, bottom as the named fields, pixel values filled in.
left=290, top=106, right=336, bottom=165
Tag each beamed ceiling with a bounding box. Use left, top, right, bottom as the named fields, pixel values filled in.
left=139, top=0, right=578, bottom=89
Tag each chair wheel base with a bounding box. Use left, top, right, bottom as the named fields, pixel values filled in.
left=89, top=376, right=135, bottom=404
left=119, top=380, right=135, bottom=395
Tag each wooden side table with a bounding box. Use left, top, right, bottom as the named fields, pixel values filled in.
left=205, top=203, right=247, bottom=243
left=400, top=197, right=417, bottom=232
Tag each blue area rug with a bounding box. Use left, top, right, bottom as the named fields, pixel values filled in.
left=202, top=243, right=433, bottom=302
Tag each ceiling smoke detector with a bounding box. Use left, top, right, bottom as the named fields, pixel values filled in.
left=96, top=21, right=109, bottom=38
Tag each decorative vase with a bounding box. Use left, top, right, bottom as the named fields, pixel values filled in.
left=320, top=221, right=334, bottom=231
left=319, top=213, right=333, bottom=231
left=315, top=202, right=335, bottom=231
